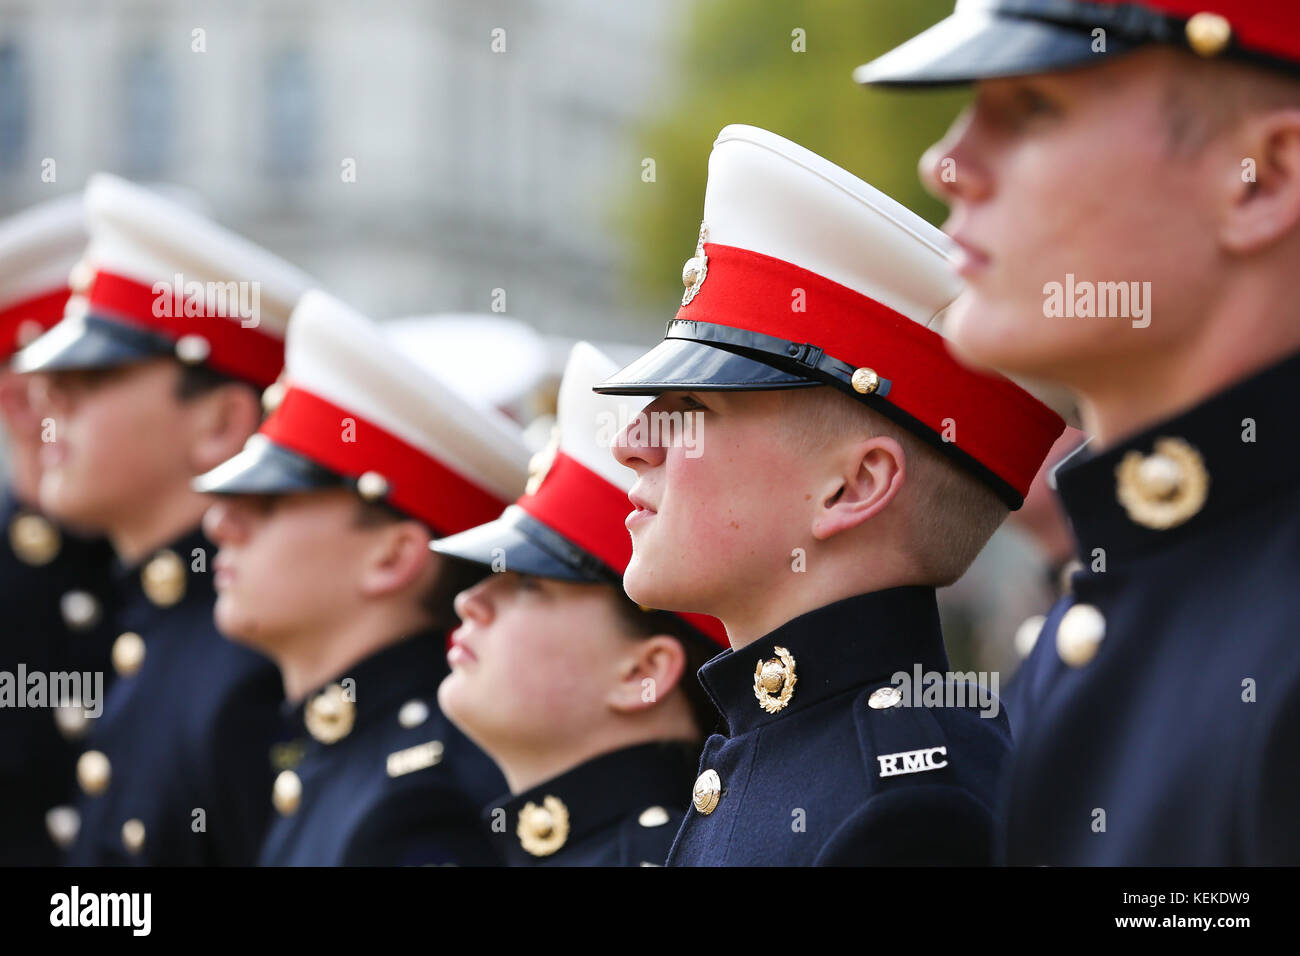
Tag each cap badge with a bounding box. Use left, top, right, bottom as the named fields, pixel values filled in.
left=1185, top=12, right=1231, bottom=57
left=9, top=511, right=60, bottom=566
left=753, top=645, right=798, bottom=714
left=681, top=222, right=710, bottom=306
left=304, top=683, right=356, bottom=744
left=1115, top=436, right=1208, bottom=530
left=141, top=549, right=187, bottom=606
left=524, top=423, right=561, bottom=496
left=517, top=795, right=570, bottom=857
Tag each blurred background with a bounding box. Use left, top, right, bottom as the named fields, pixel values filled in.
left=0, top=0, right=1069, bottom=674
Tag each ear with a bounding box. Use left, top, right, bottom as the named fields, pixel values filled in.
left=606, top=635, right=687, bottom=715
left=1220, top=108, right=1300, bottom=254
left=810, top=435, right=905, bottom=541
left=359, top=520, right=435, bottom=599
left=188, top=383, right=264, bottom=474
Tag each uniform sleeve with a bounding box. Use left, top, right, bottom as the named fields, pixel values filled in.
left=342, top=785, right=500, bottom=866
left=812, top=786, right=996, bottom=866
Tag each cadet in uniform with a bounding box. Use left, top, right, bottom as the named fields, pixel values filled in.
left=196, top=291, right=526, bottom=866
left=0, top=194, right=116, bottom=864
left=593, top=126, right=1065, bottom=865
left=432, top=343, right=730, bottom=866
left=14, top=174, right=314, bottom=865
left=858, top=1, right=1300, bottom=863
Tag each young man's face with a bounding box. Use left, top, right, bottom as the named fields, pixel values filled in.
left=31, top=358, right=201, bottom=532
left=438, top=572, right=640, bottom=754
left=921, top=48, right=1221, bottom=384
left=204, top=489, right=381, bottom=651
left=611, top=389, right=823, bottom=620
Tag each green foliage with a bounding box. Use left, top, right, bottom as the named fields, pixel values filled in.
left=614, top=0, right=966, bottom=311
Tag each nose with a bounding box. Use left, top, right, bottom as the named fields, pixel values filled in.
left=202, top=498, right=245, bottom=545
left=612, top=395, right=668, bottom=472
left=453, top=577, right=494, bottom=627
left=919, top=105, right=992, bottom=208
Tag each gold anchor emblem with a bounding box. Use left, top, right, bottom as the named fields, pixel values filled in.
left=753, top=645, right=798, bottom=714
left=681, top=222, right=710, bottom=306
left=517, top=795, right=570, bottom=857
left=1115, top=436, right=1209, bottom=530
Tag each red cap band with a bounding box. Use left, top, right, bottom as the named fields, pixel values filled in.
left=1, top=286, right=70, bottom=362
left=260, top=385, right=509, bottom=535
left=87, top=270, right=285, bottom=387
left=680, top=243, right=1063, bottom=501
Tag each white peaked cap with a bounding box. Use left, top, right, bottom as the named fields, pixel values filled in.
left=548, top=341, right=647, bottom=493
left=0, top=192, right=86, bottom=309
left=81, top=173, right=315, bottom=339
left=705, top=124, right=961, bottom=326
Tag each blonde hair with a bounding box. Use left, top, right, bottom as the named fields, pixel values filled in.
left=781, top=386, right=1008, bottom=586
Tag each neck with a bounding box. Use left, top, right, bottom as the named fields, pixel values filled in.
left=109, top=488, right=210, bottom=566
left=493, top=713, right=699, bottom=795
left=5, top=444, right=42, bottom=508
left=274, top=608, right=432, bottom=704
left=1079, top=280, right=1300, bottom=449
left=717, top=544, right=926, bottom=650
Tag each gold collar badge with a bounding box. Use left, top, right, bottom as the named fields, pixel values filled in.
left=681, top=222, right=709, bottom=306
left=753, top=645, right=798, bottom=714
left=517, top=795, right=570, bottom=857
left=304, top=683, right=356, bottom=744
left=1115, top=436, right=1209, bottom=530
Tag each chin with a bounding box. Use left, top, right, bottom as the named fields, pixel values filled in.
left=623, top=555, right=693, bottom=614
left=945, top=298, right=1061, bottom=379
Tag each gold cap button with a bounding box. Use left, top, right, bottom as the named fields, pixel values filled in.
left=1185, top=11, right=1231, bottom=57
left=638, top=805, right=670, bottom=828
left=867, top=685, right=904, bottom=710
left=77, top=750, right=111, bottom=796
left=174, top=334, right=211, bottom=365
left=1014, top=615, right=1047, bottom=659
left=121, top=818, right=146, bottom=855
left=851, top=367, right=880, bottom=394
left=273, top=770, right=302, bottom=816
left=692, top=769, right=722, bottom=815
left=356, top=471, right=389, bottom=502
left=1056, top=603, right=1106, bottom=668
left=112, top=632, right=146, bottom=677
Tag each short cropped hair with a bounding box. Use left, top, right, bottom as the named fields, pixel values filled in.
left=780, top=386, right=1008, bottom=587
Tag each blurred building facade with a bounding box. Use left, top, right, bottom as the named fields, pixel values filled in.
left=0, top=0, right=685, bottom=339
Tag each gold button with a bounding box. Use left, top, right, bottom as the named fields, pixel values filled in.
left=1115, top=437, right=1209, bottom=530
left=517, top=795, right=570, bottom=857
left=77, top=750, right=111, bottom=796
left=305, top=683, right=356, bottom=744
left=867, top=686, right=903, bottom=710
left=54, top=701, right=89, bottom=740
left=9, top=511, right=60, bottom=566
left=174, top=334, right=211, bottom=365
left=141, top=549, right=187, bottom=607
left=121, top=818, right=146, bottom=855
left=272, top=770, right=302, bottom=816
left=356, top=471, right=389, bottom=502
left=112, top=632, right=146, bottom=677
left=1014, top=615, right=1047, bottom=659
left=638, top=805, right=670, bottom=828
left=1056, top=603, right=1106, bottom=668
left=753, top=646, right=797, bottom=714
left=692, top=769, right=721, bottom=815
left=851, top=367, right=880, bottom=394
left=1185, top=11, right=1231, bottom=57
